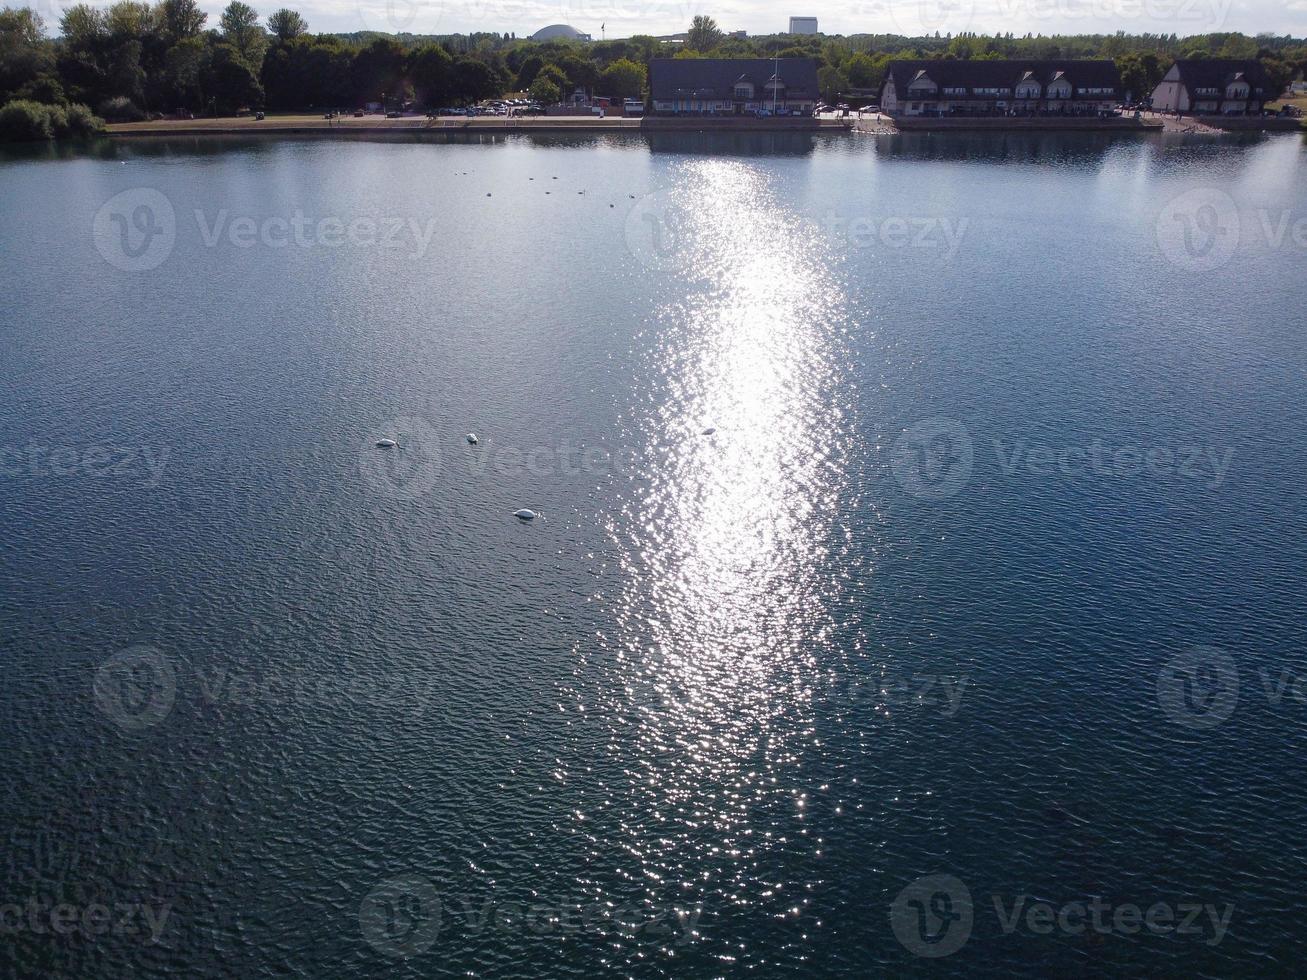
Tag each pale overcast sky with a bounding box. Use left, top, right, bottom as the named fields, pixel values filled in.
left=315, top=0, right=1304, bottom=38
left=44, top=0, right=1307, bottom=40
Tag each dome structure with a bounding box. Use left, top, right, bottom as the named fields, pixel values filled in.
left=531, top=24, right=591, bottom=41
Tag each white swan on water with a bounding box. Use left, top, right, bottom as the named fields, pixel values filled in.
left=376, top=439, right=397, bottom=448
left=467, top=433, right=479, bottom=445
left=514, top=509, right=539, bottom=521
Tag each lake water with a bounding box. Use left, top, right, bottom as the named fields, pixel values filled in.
left=1, top=130, right=1306, bottom=975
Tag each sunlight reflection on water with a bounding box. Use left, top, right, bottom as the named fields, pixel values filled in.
left=579, top=159, right=862, bottom=940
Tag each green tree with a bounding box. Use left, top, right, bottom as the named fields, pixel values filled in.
left=0, top=8, right=54, bottom=101
left=58, top=5, right=107, bottom=48
left=407, top=43, right=452, bottom=106
left=597, top=57, right=644, bottom=99
left=350, top=37, right=404, bottom=103
left=1116, top=52, right=1164, bottom=101
left=1259, top=52, right=1294, bottom=99
left=155, top=0, right=206, bottom=42
left=687, top=15, right=722, bottom=53
left=160, top=33, right=204, bottom=107
left=105, top=2, right=154, bottom=43
left=219, top=1, right=266, bottom=71
left=449, top=56, right=500, bottom=102
left=535, top=63, right=567, bottom=95
left=528, top=75, right=559, bottom=105
left=203, top=42, right=263, bottom=110
left=514, top=53, right=543, bottom=90
left=818, top=65, right=846, bottom=103
left=266, top=8, right=306, bottom=40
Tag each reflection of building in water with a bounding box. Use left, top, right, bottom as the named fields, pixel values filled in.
left=879, top=131, right=1150, bottom=166
left=645, top=131, right=818, bottom=156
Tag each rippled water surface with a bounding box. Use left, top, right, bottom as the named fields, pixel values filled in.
left=2, top=131, right=1306, bottom=976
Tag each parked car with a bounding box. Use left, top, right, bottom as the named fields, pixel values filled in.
left=521, top=105, right=546, bottom=116
left=353, top=109, right=364, bottom=117
left=386, top=110, right=401, bottom=118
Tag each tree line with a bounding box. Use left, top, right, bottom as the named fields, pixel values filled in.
left=1, top=3, right=1304, bottom=140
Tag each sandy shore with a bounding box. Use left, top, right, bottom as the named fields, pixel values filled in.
left=1146, top=112, right=1224, bottom=135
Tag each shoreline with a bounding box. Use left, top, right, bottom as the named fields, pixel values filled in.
left=106, top=115, right=850, bottom=138
left=105, top=112, right=1302, bottom=140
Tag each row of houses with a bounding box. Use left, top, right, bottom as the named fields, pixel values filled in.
left=881, top=58, right=1275, bottom=118
left=646, top=58, right=1277, bottom=119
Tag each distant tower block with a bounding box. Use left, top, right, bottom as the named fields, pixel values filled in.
left=788, top=16, right=818, bottom=34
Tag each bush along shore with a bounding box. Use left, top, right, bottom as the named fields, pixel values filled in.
left=0, top=99, right=104, bottom=142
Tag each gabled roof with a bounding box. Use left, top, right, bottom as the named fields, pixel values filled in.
left=883, top=59, right=1122, bottom=95
left=649, top=58, right=820, bottom=100
left=1171, top=59, right=1271, bottom=92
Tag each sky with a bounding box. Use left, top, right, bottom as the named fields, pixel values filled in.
left=35, top=0, right=1307, bottom=42
left=308, top=0, right=1305, bottom=39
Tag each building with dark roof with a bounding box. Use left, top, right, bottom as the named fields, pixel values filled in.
left=880, top=60, right=1121, bottom=118
left=648, top=58, right=819, bottom=116
left=1150, top=60, right=1272, bottom=115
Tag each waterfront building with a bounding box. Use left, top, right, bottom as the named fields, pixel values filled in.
left=649, top=58, right=820, bottom=115
left=1150, top=60, right=1272, bottom=115
left=880, top=60, right=1121, bottom=117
